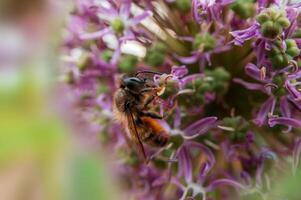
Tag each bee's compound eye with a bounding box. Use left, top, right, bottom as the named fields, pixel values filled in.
left=124, top=77, right=144, bottom=90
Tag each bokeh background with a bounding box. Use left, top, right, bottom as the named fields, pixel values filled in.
left=0, top=0, right=301, bottom=200
left=0, top=0, right=121, bottom=199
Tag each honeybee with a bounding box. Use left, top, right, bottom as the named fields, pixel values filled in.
left=113, top=71, right=170, bottom=163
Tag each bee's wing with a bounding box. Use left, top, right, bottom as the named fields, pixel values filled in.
left=126, top=111, right=147, bottom=162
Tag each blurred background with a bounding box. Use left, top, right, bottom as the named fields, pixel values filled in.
left=0, top=0, right=301, bottom=200
left=0, top=0, right=121, bottom=199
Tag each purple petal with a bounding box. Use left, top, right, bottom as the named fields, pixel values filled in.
left=279, top=97, right=293, bottom=132
left=183, top=117, right=218, bottom=137
left=280, top=97, right=292, bottom=117
left=230, top=24, right=260, bottom=46
left=206, top=179, right=246, bottom=192
left=120, top=2, right=131, bottom=19
left=174, top=53, right=200, bottom=64
left=233, top=78, right=264, bottom=91
left=174, top=106, right=181, bottom=129
left=129, top=11, right=152, bottom=26
left=240, top=171, right=252, bottom=186
left=285, top=80, right=301, bottom=100
left=110, top=42, right=121, bottom=65
left=177, top=146, right=193, bottom=182
left=171, top=65, right=188, bottom=78
left=80, top=27, right=112, bottom=40
left=192, top=0, right=202, bottom=23
left=181, top=73, right=205, bottom=86
left=245, top=63, right=265, bottom=82
left=253, top=96, right=276, bottom=127
left=198, top=162, right=211, bottom=185
left=185, top=141, right=216, bottom=167
left=287, top=70, right=301, bottom=80
left=268, top=117, right=301, bottom=128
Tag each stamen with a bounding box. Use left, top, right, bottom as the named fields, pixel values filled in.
left=217, top=125, right=235, bottom=132
left=260, top=66, right=266, bottom=80
left=289, top=60, right=299, bottom=74
left=264, top=83, right=278, bottom=89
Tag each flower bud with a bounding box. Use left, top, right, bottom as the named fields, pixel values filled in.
left=118, top=55, right=138, bottom=73
left=101, top=50, right=113, bottom=62
left=175, top=0, right=191, bottom=12
left=269, top=45, right=282, bottom=57
left=256, top=13, right=270, bottom=24
left=257, top=8, right=290, bottom=39
left=193, top=33, right=216, bottom=51
left=261, top=21, right=281, bottom=39
left=286, top=47, right=300, bottom=58
left=144, top=43, right=166, bottom=66
left=272, top=75, right=287, bottom=96
left=285, top=39, right=297, bottom=49
left=277, top=17, right=290, bottom=28
left=111, top=18, right=125, bottom=33
left=205, top=67, right=230, bottom=94
left=293, top=29, right=301, bottom=38
left=271, top=53, right=289, bottom=68
left=77, top=52, right=93, bottom=71
left=232, top=0, right=255, bottom=19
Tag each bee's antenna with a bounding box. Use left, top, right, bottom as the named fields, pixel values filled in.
left=135, top=71, right=163, bottom=77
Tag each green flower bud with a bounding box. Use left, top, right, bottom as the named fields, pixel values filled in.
left=269, top=45, right=282, bottom=57
left=144, top=52, right=165, bottom=66
left=144, top=43, right=167, bottom=66
left=223, top=116, right=241, bottom=129
left=286, top=47, right=300, bottom=57
left=276, top=17, right=290, bottom=28
left=193, top=33, right=216, bottom=51
left=232, top=0, right=255, bottom=19
left=272, top=75, right=287, bottom=97
left=285, top=39, right=297, bottom=49
left=96, top=85, right=108, bottom=95
left=268, top=8, right=283, bottom=21
left=175, top=0, right=191, bottom=12
left=101, top=50, right=113, bottom=62
left=271, top=53, right=289, bottom=68
left=111, top=18, right=125, bottom=33
left=293, top=30, right=301, bottom=38
left=256, top=13, right=270, bottom=24
left=261, top=21, right=281, bottom=39
left=211, top=67, right=231, bottom=81
left=198, top=81, right=211, bottom=93
left=205, top=67, right=230, bottom=93
left=118, top=55, right=138, bottom=73
left=77, top=53, right=92, bottom=71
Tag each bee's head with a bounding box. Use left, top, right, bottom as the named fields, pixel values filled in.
left=120, top=75, right=146, bottom=93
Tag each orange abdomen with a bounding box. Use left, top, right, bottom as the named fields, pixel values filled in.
left=141, top=117, right=170, bottom=147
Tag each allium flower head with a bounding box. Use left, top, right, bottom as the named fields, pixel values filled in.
left=61, top=0, right=301, bottom=199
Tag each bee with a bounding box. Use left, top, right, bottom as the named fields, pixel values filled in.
left=113, top=71, right=170, bottom=163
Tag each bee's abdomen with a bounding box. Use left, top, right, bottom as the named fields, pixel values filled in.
left=141, top=117, right=170, bottom=147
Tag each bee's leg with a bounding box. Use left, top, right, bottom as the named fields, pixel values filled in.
left=140, top=111, right=163, bottom=119
left=139, top=87, right=156, bottom=94
left=142, top=95, right=155, bottom=110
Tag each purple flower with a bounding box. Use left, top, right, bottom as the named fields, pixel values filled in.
left=61, top=0, right=301, bottom=199
left=192, top=0, right=234, bottom=24
left=79, top=0, right=152, bottom=65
